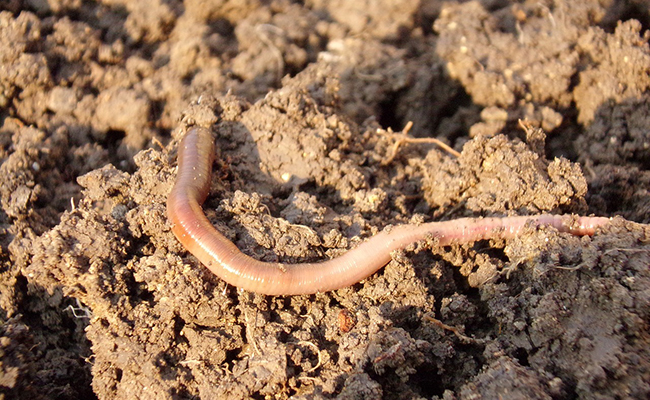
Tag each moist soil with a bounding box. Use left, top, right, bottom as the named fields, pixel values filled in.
left=1, top=1, right=650, bottom=399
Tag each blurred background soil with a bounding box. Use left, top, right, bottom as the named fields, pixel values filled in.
left=1, top=0, right=649, bottom=399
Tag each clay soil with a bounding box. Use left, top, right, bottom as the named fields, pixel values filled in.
left=2, top=1, right=650, bottom=399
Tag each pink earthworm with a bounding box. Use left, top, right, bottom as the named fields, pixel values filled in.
left=167, top=126, right=611, bottom=295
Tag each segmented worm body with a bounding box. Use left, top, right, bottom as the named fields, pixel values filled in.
left=167, top=127, right=611, bottom=295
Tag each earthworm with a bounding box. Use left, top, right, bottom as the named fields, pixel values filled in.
left=167, top=126, right=611, bottom=295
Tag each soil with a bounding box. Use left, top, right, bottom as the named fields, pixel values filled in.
left=1, top=1, right=650, bottom=399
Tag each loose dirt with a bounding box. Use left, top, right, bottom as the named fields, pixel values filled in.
left=1, top=1, right=649, bottom=399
